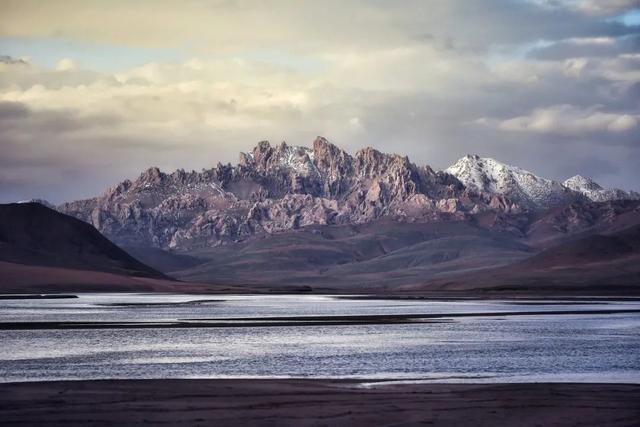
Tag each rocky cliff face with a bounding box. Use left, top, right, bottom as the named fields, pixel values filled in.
left=59, top=137, right=521, bottom=250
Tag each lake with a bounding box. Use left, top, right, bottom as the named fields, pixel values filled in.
left=1, top=294, right=639, bottom=383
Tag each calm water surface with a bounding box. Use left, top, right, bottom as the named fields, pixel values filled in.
left=1, top=294, right=639, bottom=383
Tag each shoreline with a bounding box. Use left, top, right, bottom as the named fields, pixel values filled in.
left=3, top=291, right=640, bottom=300
left=1, top=379, right=639, bottom=426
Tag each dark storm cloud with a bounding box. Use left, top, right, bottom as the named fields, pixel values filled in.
left=0, top=101, right=29, bottom=118
left=0, top=101, right=122, bottom=134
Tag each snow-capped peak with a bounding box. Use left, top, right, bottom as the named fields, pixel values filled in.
left=563, top=175, right=639, bottom=202
left=563, top=175, right=602, bottom=192
left=445, top=155, right=578, bottom=208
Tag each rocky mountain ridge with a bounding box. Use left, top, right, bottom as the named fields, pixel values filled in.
left=57, top=137, right=638, bottom=250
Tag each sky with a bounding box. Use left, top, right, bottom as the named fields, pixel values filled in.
left=0, top=0, right=639, bottom=203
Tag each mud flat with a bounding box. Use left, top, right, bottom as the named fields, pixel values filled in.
left=1, top=380, right=639, bottom=426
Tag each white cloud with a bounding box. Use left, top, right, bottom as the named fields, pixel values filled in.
left=572, top=0, right=639, bottom=15
left=528, top=0, right=639, bottom=15
left=479, top=105, right=639, bottom=135
left=565, top=37, right=617, bottom=46
left=490, top=52, right=640, bottom=84
left=55, top=58, right=78, bottom=72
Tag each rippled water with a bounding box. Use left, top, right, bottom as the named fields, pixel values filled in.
left=1, top=294, right=639, bottom=383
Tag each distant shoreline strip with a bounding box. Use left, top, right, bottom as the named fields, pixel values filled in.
left=1, top=309, right=639, bottom=330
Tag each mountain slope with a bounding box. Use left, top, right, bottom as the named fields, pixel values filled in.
left=519, top=224, right=640, bottom=268
left=121, top=246, right=206, bottom=273
left=524, top=199, right=640, bottom=248
left=417, top=223, right=640, bottom=295
left=0, top=202, right=166, bottom=279
left=162, top=199, right=640, bottom=293
left=172, top=219, right=533, bottom=290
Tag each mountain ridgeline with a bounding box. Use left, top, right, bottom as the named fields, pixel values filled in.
left=58, top=137, right=639, bottom=252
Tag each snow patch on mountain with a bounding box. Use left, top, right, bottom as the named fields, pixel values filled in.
left=239, top=141, right=318, bottom=177
left=279, top=143, right=317, bottom=176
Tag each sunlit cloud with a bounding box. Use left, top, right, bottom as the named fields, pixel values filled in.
left=478, top=105, right=638, bottom=135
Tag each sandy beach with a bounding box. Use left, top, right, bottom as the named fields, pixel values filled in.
left=1, top=380, right=639, bottom=426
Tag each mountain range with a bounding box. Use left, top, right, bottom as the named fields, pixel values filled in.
left=57, top=137, right=639, bottom=251
left=4, top=137, right=640, bottom=295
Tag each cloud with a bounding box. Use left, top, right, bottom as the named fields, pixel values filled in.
left=1, top=0, right=637, bottom=53
left=478, top=105, right=639, bottom=135
left=0, top=54, right=28, bottom=65
left=55, top=58, right=78, bottom=71
left=0, top=100, right=28, bottom=118
left=571, top=0, right=640, bottom=16
left=528, top=34, right=640, bottom=59
left=528, top=0, right=639, bottom=15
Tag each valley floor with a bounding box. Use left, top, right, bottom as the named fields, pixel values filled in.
left=1, top=380, right=639, bottom=426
